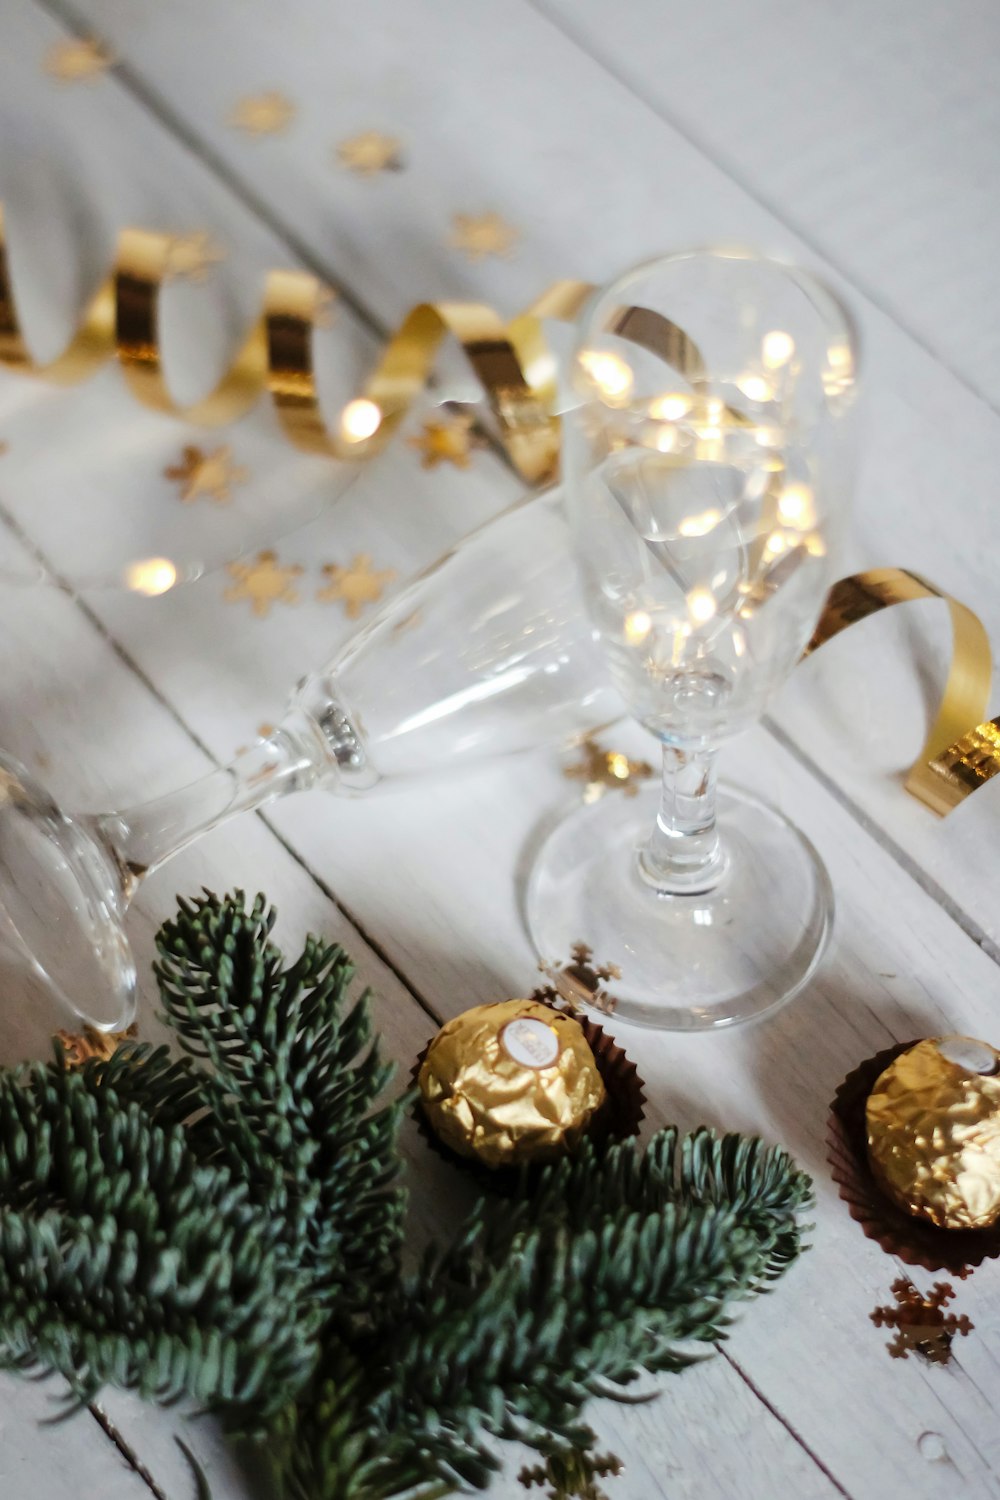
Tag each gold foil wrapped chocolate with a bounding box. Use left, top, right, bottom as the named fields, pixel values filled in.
left=866, top=1037, right=1000, bottom=1230
left=417, top=999, right=606, bottom=1169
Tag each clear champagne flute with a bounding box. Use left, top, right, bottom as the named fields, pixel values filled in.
left=0, top=488, right=622, bottom=1032
left=526, top=250, right=860, bottom=1029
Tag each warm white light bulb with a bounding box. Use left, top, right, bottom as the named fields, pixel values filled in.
left=686, top=586, right=717, bottom=624
left=125, top=557, right=177, bottom=596
left=736, top=373, right=774, bottom=403
left=340, top=398, right=382, bottom=442
left=649, top=392, right=692, bottom=421
left=678, top=508, right=722, bottom=539
left=578, top=350, right=633, bottom=401
left=762, top=330, right=795, bottom=369
left=624, top=609, right=652, bottom=644
left=777, top=483, right=817, bottom=528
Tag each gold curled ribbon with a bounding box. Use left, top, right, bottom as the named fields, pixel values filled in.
left=806, top=569, right=996, bottom=814
left=0, top=206, right=702, bottom=485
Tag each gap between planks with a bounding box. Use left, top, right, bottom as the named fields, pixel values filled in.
left=88, top=1403, right=168, bottom=1500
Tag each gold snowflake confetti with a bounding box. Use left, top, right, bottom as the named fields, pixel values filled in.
left=564, top=737, right=655, bottom=804
left=45, top=36, right=115, bottom=83
left=407, top=410, right=483, bottom=469
left=55, top=1024, right=137, bottom=1068
left=162, top=232, right=227, bottom=283
left=225, top=550, right=303, bottom=618
left=335, top=130, right=404, bottom=175
left=534, top=943, right=622, bottom=1017
left=228, top=91, right=296, bottom=136
left=317, top=553, right=396, bottom=619
left=449, top=212, right=520, bottom=262
left=520, top=1449, right=623, bottom=1500
left=165, top=445, right=249, bottom=504
left=871, top=1279, right=973, bottom=1365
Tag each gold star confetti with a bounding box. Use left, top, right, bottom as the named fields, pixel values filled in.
left=449, top=212, right=520, bottom=262
left=162, top=232, right=227, bottom=283
left=871, top=1279, right=973, bottom=1364
left=228, top=91, right=296, bottom=136
left=0, top=441, right=8, bottom=457
left=564, top=737, right=655, bottom=804
left=225, top=550, right=303, bottom=618
left=165, top=445, right=249, bottom=504
left=407, top=410, right=483, bottom=469
left=317, top=553, right=396, bottom=619
left=335, top=130, right=404, bottom=175
left=534, top=943, right=622, bottom=1017
left=55, top=1023, right=137, bottom=1068
left=45, top=36, right=115, bottom=83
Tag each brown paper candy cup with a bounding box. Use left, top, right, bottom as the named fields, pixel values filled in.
left=411, top=1004, right=646, bottom=1190
left=827, top=1040, right=1000, bottom=1275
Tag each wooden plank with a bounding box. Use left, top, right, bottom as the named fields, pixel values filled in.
left=0, top=1378, right=154, bottom=1500
left=20, top=0, right=1000, bottom=961
left=536, top=0, right=1000, bottom=406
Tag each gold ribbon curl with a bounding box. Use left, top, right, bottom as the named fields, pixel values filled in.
left=0, top=206, right=996, bottom=813
left=0, top=207, right=702, bottom=485
left=805, top=569, right=997, bottom=815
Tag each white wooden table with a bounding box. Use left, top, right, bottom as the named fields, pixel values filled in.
left=1, top=2, right=999, bottom=1495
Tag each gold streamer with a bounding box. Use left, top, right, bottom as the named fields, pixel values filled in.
left=0, top=207, right=996, bottom=812
left=0, top=207, right=701, bottom=485
left=805, top=569, right=997, bottom=815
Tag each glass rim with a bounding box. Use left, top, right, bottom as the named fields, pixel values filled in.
left=573, top=245, right=862, bottom=384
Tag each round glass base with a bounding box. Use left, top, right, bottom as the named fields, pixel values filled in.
left=525, top=782, right=833, bottom=1031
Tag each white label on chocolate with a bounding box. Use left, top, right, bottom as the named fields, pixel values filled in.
left=500, top=1016, right=561, bottom=1069
left=937, top=1036, right=999, bottom=1074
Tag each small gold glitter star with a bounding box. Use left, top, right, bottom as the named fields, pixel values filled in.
left=162, top=232, right=227, bottom=283
left=45, top=36, right=115, bottom=83
left=317, top=553, right=396, bottom=619
left=408, top=411, right=483, bottom=469
left=564, top=737, right=655, bottom=804
left=55, top=1023, right=137, bottom=1068
left=165, top=445, right=249, bottom=505
left=228, top=91, right=296, bottom=136
left=225, top=551, right=303, bottom=618
left=335, top=130, right=404, bottom=175
left=449, top=212, right=520, bottom=262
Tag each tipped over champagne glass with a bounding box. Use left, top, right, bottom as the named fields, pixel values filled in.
left=526, top=250, right=860, bottom=1029
left=0, top=488, right=621, bottom=1032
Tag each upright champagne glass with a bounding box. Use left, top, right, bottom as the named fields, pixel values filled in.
left=0, top=488, right=622, bottom=1032
left=526, top=250, right=860, bottom=1029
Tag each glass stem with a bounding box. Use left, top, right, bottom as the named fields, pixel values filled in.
left=85, top=713, right=334, bottom=902
left=638, top=742, right=727, bottom=895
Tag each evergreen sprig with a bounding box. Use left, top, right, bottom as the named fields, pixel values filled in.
left=0, top=891, right=813, bottom=1498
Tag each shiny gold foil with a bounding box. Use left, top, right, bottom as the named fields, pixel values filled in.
left=866, top=1037, right=1000, bottom=1230
left=418, top=999, right=605, bottom=1168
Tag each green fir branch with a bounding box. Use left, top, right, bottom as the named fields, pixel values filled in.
left=0, top=890, right=812, bottom=1500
